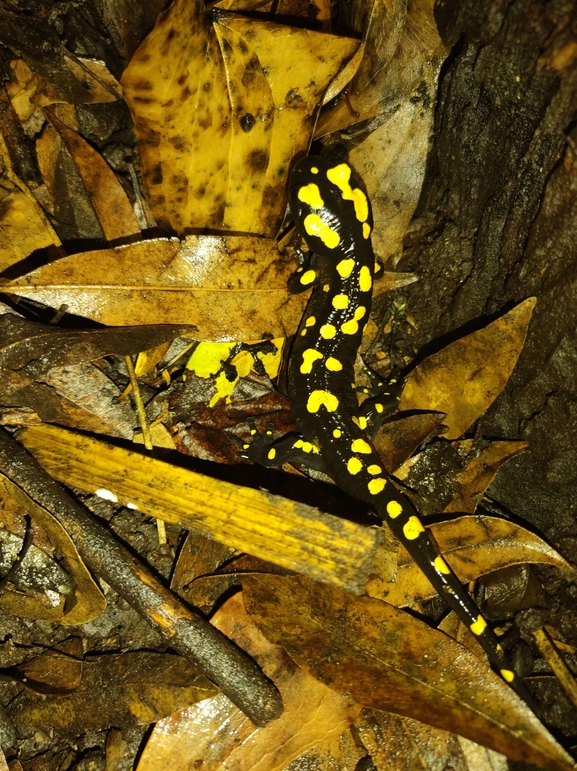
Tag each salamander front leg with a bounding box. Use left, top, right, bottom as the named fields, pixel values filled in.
left=232, top=419, right=328, bottom=473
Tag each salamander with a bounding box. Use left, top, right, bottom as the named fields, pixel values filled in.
left=242, top=155, right=539, bottom=714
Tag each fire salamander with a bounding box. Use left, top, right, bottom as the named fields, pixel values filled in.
left=241, top=155, right=540, bottom=715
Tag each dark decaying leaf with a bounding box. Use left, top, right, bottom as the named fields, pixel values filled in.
left=373, top=412, right=447, bottom=473
left=0, top=474, right=106, bottom=625
left=10, top=650, right=217, bottom=737
left=366, top=514, right=573, bottom=608
left=138, top=592, right=360, bottom=771
left=1, top=236, right=307, bottom=337
left=399, top=298, right=537, bottom=439
left=242, top=574, right=576, bottom=771
left=0, top=312, right=193, bottom=431
left=2, top=637, right=83, bottom=695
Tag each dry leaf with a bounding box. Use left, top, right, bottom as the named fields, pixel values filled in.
left=242, top=574, right=575, bottom=771
left=44, top=110, right=140, bottom=241
left=0, top=474, right=106, bottom=625
left=444, top=440, right=530, bottom=513
left=121, top=0, right=359, bottom=235
left=10, top=651, right=216, bottom=737
left=4, top=638, right=83, bottom=695
left=399, top=299, right=537, bottom=439
left=0, top=132, right=60, bottom=271
left=138, top=592, right=360, bottom=770
left=316, top=0, right=446, bottom=135
left=373, top=412, right=447, bottom=473
left=366, top=514, right=573, bottom=608
left=17, top=423, right=382, bottom=594
left=1, top=236, right=307, bottom=338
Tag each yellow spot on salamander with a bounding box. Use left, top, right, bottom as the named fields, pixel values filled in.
left=326, top=357, right=342, bottom=371
left=470, top=616, right=487, bottom=636
left=311, top=166, right=318, bottom=174
left=320, top=324, right=336, bottom=339
left=367, top=464, right=381, bottom=475
left=300, top=269, right=316, bottom=285
left=303, top=213, right=340, bottom=249
left=352, top=415, right=368, bottom=430
left=294, top=439, right=304, bottom=448
left=359, top=265, right=372, bottom=292
left=267, top=448, right=276, bottom=460
left=375, top=403, right=384, bottom=413
left=351, top=438, right=372, bottom=454
left=300, top=329, right=307, bottom=336
left=347, top=457, right=363, bottom=475
left=300, top=349, right=323, bottom=374
left=403, top=516, right=425, bottom=540
left=333, top=428, right=342, bottom=438
left=323, top=284, right=330, bottom=292
left=326, top=163, right=369, bottom=223
left=387, top=500, right=402, bottom=518
left=368, top=478, right=386, bottom=495
left=500, top=669, right=515, bottom=683
left=363, top=222, right=371, bottom=239
left=307, top=390, right=339, bottom=413
left=332, top=294, right=349, bottom=309
left=341, top=306, right=367, bottom=336
left=496, top=644, right=504, bottom=654
left=298, top=183, right=324, bottom=209
left=336, top=258, right=355, bottom=278
left=434, top=556, right=451, bottom=575
left=306, top=316, right=316, bottom=327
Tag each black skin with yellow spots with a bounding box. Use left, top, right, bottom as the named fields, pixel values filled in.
left=242, top=156, right=540, bottom=715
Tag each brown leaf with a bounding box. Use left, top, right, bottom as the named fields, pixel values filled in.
left=6, top=638, right=83, bottom=695
left=121, top=0, right=359, bottom=236
left=17, top=423, right=382, bottom=594
left=44, top=110, right=140, bottom=241
left=242, top=574, right=576, bottom=771
left=10, top=651, right=217, bottom=737
left=398, top=299, right=537, bottom=439
left=373, top=412, right=447, bottom=473
left=0, top=474, right=106, bottom=625
left=138, top=592, right=360, bottom=770
left=366, top=514, right=573, bottom=608
left=1, top=236, right=307, bottom=337
left=444, top=440, right=530, bottom=513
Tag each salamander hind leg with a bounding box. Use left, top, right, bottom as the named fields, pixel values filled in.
left=358, top=367, right=405, bottom=439
left=233, top=419, right=327, bottom=473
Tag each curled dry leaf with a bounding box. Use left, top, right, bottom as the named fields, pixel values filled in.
left=121, top=0, right=359, bottom=236
left=366, top=514, right=573, bottom=608
left=0, top=474, right=106, bottom=625
left=138, top=592, right=360, bottom=771
left=10, top=651, right=217, bottom=738
left=2, top=237, right=307, bottom=338
left=0, top=132, right=60, bottom=272
left=316, top=0, right=447, bottom=135
left=242, top=574, right=576, bottom=771
left=17, top=423, right=382, bottom=594
left=399, top=298, right=537, bottom=439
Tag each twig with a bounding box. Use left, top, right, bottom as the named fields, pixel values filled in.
left=0, top=428, right=283, bottom=726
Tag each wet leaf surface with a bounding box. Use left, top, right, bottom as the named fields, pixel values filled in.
left=242, top=574, right=576, bottom=770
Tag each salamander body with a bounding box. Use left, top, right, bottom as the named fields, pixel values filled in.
left=281, top=155, right=539, bottom=712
